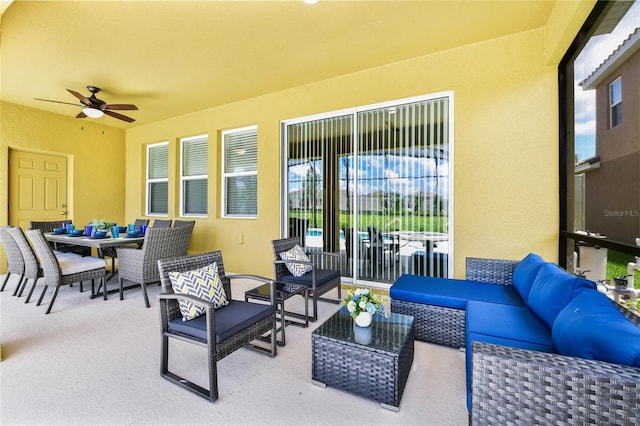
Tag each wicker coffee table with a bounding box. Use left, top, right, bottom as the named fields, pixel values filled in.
left=311, top=306, right=415, bottom=411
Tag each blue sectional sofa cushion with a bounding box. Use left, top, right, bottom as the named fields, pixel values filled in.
left=511, top=252, right=546, bottom=301
left=527, top=263, right=596, bottom=328
left=465, top=300, right=556, bottom=410
left=553, top=290, right=640, bottom=367
left=390, top=274, right=525, bottom=310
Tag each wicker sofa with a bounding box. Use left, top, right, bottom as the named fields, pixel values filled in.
left=390, top=254, right=640, bottom=425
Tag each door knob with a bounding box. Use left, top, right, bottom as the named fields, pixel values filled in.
left=60, top=211, right=66, bottom=215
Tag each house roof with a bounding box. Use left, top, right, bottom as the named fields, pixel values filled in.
left=0, top=1, right=557, bottom=128
left=580, top=27, right=640, bottom=90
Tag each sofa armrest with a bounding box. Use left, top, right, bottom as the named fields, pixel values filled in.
left=465, top=257, right=518, bottom=286
left=471, top=341, right=640, bottom=425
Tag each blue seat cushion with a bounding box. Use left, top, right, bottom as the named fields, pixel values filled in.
left=512, top=253, right=547, bottom=302
left=465, top=300, right=556, bottom=410
left=279, top=268, right=340, bottom=287
left=168, top=300, right=273, bottom=344
left=553, top=290, right=640, bottom=367
left=527, top=263, right=596, bottom=328
left=390, top=274, right=525, bottom=310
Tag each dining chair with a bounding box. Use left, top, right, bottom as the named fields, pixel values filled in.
left=29, top=219, right=91, bottom=256
left=134, top=218, right=150, bottom=228
left=0, top=226, right=25, bottom=294
left=26, top=229, right=107, bottom=314
left=157, top=251, right=277, bottom=402
left=152, top=219, right=172, bottom=228
left=117, top=223, right=194, bottom=308
left=271, top=236, right=341, bottom=322
left=172, top=220, right=195, bottom=228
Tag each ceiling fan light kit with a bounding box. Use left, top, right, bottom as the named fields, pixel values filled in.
left=35, top=85, right=138, bottom=123
left=81, top=107, right=104, bottom=118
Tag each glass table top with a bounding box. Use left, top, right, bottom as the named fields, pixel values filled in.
left=312, top=306, right=414, bottom=353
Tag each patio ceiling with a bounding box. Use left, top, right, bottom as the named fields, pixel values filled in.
left=0, top=0, right=556, bottom=129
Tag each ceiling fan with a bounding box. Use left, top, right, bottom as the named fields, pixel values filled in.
left=35, top=85, right=138, bottom=123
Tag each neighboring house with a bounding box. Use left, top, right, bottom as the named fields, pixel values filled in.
left=579, top=28, right=640, bottom=244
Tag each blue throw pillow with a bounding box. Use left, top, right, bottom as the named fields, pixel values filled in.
left=552, top=290, right=640, bottom=367
left=512, top=253, right=546, bottom=302
left=527, top=263, right=596, bottom=328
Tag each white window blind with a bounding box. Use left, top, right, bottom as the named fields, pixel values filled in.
left=222, top=126, right=257, bottom=217
left=147, top=142, right=168, bottom=215
left=181, top=135, right=208, bottom=216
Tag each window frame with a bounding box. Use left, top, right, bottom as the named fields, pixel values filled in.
left=180, top=134, right=208, bottom=217
left=146, top=141, right=169, bottom=217
left=609, top=76, right=622, bottom=128
left=221, top=125, right=258, bottom=219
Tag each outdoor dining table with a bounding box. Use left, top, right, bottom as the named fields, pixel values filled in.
left=44, top=231, right=145, bottom=298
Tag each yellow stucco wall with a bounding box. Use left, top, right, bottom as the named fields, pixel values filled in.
left=126, top=27, right=558, bottom=279
left=0, top=102, right=126, bottom=264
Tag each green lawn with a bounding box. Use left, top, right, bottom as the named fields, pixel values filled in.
left=607, top=249, right=640, bottom=288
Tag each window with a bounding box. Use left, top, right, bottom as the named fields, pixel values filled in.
left=180, top=135, right=208, bottom=216
left=222, top=126, right=257, bottom=217
left=146, top=142, right=169, bottom=215
left=609, top=77, right=622, bottom=128
left=282, top=94, right=452, bottom=285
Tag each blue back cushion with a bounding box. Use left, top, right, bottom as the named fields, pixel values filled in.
left=512, top=253, right=546, bottom=302
left=553, top=290, right=640, bottom=367
left=527, top=263, right=596, bottom=328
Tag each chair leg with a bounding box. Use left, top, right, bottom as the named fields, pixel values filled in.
left=16, top=277, right=29, bottom=297
left=45, top=286, right=61, bottom=314
left=311, top=290, right=318, bottom=322
left=119, top=277, right=124, bottom=300
left=207, top=340, right=219, bottom=402
left=25, top=278, right=39, bottom=303
left=79, top=280, right=84, bottom=292
left=13, top=276, right=25, bottom=296
left=1, top=272, right=10, bottom=291
left=141, top=282, right=150, bottom=308
left=101, top=277, right=107, bottom=301
left=36, top=285, right=48, bottom=306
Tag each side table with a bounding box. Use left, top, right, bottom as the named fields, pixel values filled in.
left=245, top=282, right=308, bottom=346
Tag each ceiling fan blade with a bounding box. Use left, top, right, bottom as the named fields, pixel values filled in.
left=104, top=104, right=138, bottom=111
left=76, top=111, right=87, bottom=119
left=34, top=98, right=84, bottom=107
left=66, top=89, right=92, bottom=106
left=104, top=110, right=135, bottom=123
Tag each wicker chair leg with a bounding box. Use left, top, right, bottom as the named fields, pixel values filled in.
left=119, top=277, right=124, bottom=301
left=141, top=282, right=150, bottom=308
left=45, top=286, right=61, bottom=314
left=79, top=280, right=84, bottom=292
left=101, top=278, right=107, bottom=301
left=1, top=273, right=10, bottom=291
left=36, top=285, right=48, bottom=306
left=16, top=277, right=28, bottom=297
left=13, top=276, right=26, bottom=296
left=25, top=278, right=39, bottom=303
left=207, top=340, right=218, bottom=402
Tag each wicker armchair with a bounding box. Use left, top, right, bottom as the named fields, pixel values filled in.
left=26, top=229, right=106, bottom=314
left=0, top=226, right=25, bottom=294
left=173, top=220, right=195, bottom=228
left=157, top=251, right=277, bottom=402
left=271, top=236, right=341, bottom=322
left=117, top=224, right=194, bottom=307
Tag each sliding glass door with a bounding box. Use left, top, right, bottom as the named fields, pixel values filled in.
left=282, top=93, right=452, bottom=285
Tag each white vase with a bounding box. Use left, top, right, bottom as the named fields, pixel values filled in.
left=353, top=324, right=373, bottom=345
left=354, top=311, right=372, bottom=327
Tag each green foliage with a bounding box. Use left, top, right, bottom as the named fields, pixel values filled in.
left=607, top=249, right=640, bottom=289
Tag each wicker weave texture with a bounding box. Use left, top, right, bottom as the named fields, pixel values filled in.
left=465, top=257, right=518, bottom=285
left=157, top=251, right=277, bottom=402
left=471, top=341, right=640, bottom=425
left=391, top=299, right=465, bottom=348
left=271, top=236, right=341, bottom=321
left=117, top=223, right=194, bottom=307
left=312, top=327, right=414, bottom=409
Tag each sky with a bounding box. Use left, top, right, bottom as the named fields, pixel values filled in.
left=574, top=1, right=640, bottom=162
